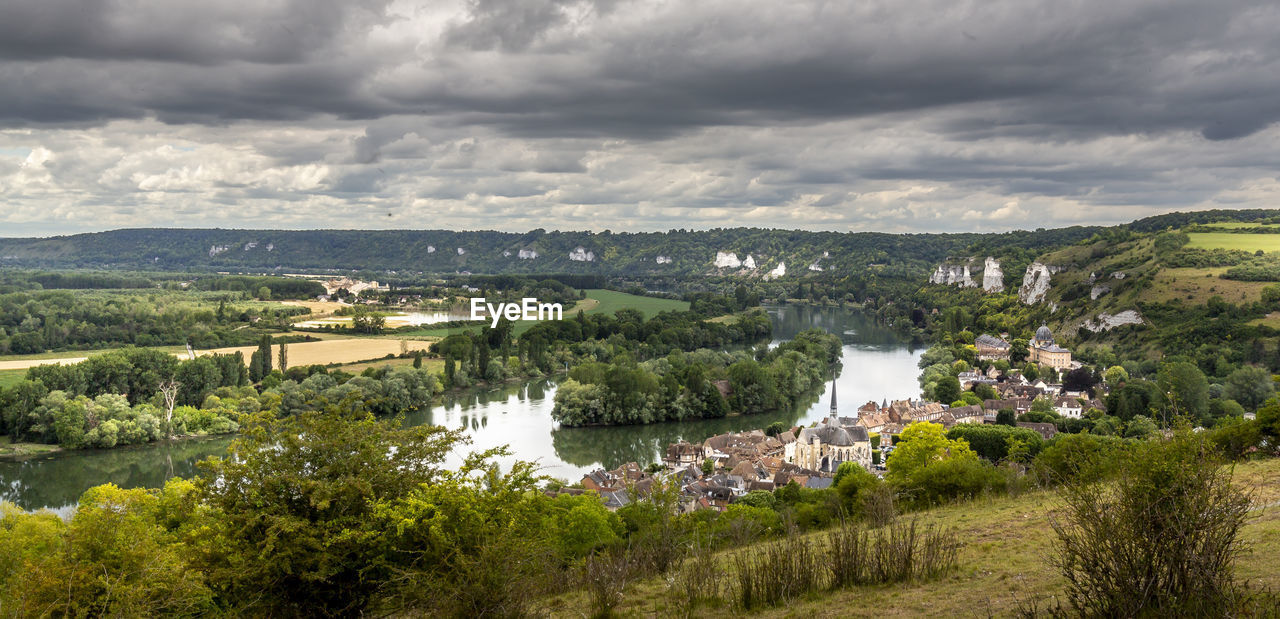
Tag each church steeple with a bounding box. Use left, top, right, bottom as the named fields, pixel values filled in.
left=828, top=378, right=838, bottom=418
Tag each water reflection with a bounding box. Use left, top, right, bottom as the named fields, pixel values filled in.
left=0, top=305, right=922, bottom=511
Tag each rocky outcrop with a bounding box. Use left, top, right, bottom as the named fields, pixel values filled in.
left=1083, top=310, right=1143, bottom=332
left=209, top=245, right=230, bottom=257
left=518, top=249, right=538, bottom=259
left=1090, top=285, right=1111, bottom=300
left=427, top=245, right=435, bottom=253
left=765, top=262, right=786, bottom=279
left=655, top=255, right=672, bottom=264
left=1112, top=271, right=1126, bottom=280
left=1019, top=262, right=1060, bottom=305
left=456, top=247, right=466, bottom=255
left=714, top=251, right=741, bottom=268
left=808, top=260, right=824, bottom=272
left=569, top=246, right=595, bottom=262
left=244, top=242, right=258, bottom=251
left=265, top=243, right=274, bottom=252
left=982, top=257, right=1004, bottom=292
left=930, top=263, right=977, bottom=287
left=502, top=250, right=511, bottom=257
left=743, top=254, right=756, bottom=269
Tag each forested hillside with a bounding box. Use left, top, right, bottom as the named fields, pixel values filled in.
left=0, top=226, right=1099, bottom=275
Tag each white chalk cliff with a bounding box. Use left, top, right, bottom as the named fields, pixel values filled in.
left=1019, top=262, right=1061, bottom=304
left=655, top=255, right=672, bottom=264
left=1083, top=310, right=1143, bottom=332
left=714, top=251, right=741, bottom=268
left=744, top=254, right=756, bottom=269
left=929, top=263, right=977, bottom=287
left=982, top=257, right=1004, bottom=292
left=569, top=246, right=595, bottom=262
left=518, top=249, right=538, bottom=260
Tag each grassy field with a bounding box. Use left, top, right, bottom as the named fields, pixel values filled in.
left=541, top=459, right=1280, bottom=617
left=1187, top=232, right=1280, bottom=253
left=336, top=356, right=445, bottom=375
left=1200, top=222, right=1280, bottom=230
left=1148, top=267, right=1274, bottom=304
left=397, top=289, right=689, bottom=338
left=1250, top=312, right=1280, bottom=329
left=0, top=369, right=26, bottom=389
left=578, top=289, right=689, bottom=317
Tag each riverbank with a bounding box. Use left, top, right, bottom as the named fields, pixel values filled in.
left=0, top=437, right=62, bottom=458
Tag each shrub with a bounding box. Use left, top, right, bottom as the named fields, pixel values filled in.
left=1032, top=433, right=1125, bottom=485
left=946, top=424, right=1044, bottom=462
left=1048, top=430, right=1251, bottom=616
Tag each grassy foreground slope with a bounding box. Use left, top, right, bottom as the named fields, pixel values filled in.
left=543, top=459, right=1280, bottom=617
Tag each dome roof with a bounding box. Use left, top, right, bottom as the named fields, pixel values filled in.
left=1035, top=324, right=1053, bottom=341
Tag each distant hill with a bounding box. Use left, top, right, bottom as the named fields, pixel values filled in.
left=0, top=226, right=1069, bottom=276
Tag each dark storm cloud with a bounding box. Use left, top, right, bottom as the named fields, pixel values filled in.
left=0, top=0, right=1276, bottom=142
left=4, top=0, right=1280, bottom=235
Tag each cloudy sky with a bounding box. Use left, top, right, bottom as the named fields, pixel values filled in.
left=2, top=0, right=1279, bottom=236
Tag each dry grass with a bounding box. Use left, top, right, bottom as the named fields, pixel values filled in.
left=1147, top=267, right=1274, bottom=304
left=200, top=339, right=435, bottom=368
left=0, top=338, right=438, bottom=371
left=538, top=459, right=1280, bottom=618
left=281, top=300, right=348, bottom=315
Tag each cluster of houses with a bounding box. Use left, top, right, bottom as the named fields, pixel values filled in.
left=555, top=367, right=1109, bottom=513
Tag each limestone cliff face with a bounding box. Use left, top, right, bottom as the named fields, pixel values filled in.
left=982, top=257, right=1004, bottom=292
left=743, top=254, right=756, bottom=269
left=518, top=249, right=538, bottom=260
left=1019, top=262, right=1061, bottom=304
left=569, top=247, right=595, bottom=262
left=1083, top=310, right=1143, bottom=331
left=929, top=256, right=1004, bottom=292
left=765, top=262, right=786, bottom=279
left=929, top=263, right=977, bottom=287
left=714, top=251, right=741, bottom=268
left=655, top=255, right=672, bottom=264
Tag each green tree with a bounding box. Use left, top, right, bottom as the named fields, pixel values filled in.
left=1104, top=365, right=1129, bottom=386
left=933, top=375, right=961, bottom=405
left=885, top=422, right=977, bottom=487
left=1158, top=361, right=1210, bottom=421
left=1223, top=365, right=1275, bottom=411
left=194, top=403, right=528, bottom=615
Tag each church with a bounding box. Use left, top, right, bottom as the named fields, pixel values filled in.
left=1027, top=324, right=1072, bottom=370
left=785, top=379, right=872, bottom=473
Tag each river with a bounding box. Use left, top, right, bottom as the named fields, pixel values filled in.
left=0, top=305, right=923, bottom=513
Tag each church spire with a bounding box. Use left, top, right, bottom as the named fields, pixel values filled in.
left=829, top=378, right=838, bottom=416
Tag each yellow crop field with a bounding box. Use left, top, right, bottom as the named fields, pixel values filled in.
left=0, top=338, right=435, bottom=371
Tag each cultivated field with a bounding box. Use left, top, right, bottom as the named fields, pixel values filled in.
left=0, top=338, right=436, bottom=371
left=1186, top=232, right=1280, bottom=253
